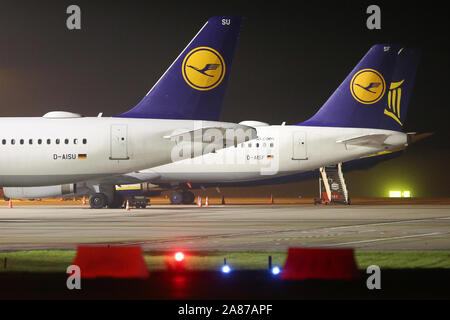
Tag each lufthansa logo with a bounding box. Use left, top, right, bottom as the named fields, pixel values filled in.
left=350, top=69, right=386, bottom=104
left=182, top=47, right=225, bottom=91
left=384, top=80, right=405, bottom=126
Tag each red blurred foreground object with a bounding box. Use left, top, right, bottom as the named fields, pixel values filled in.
left=281, top=248, right=359, bottom=280
left=73, top=246, right=149, bottom=279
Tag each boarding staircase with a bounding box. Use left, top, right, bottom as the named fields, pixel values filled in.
left=317, top=163, right=349, bottom=204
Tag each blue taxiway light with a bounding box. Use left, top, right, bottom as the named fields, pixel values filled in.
left=271, top=266, right=281, bottom=275
left=221, top=265, right=231, bottom=273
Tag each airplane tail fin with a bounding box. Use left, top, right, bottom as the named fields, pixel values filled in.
left=300, top=45, right=420, bottom=132
left=117, top=16, right=242, bottom=120
left=382, top=47, right=420, bottom=130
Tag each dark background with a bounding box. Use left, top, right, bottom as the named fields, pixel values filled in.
left=0, top=0, right=448, bottom=197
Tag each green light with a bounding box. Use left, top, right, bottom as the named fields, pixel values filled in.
left=403, top=191, right=411, bottom=198
left=389, top=191, right=402, bottom=198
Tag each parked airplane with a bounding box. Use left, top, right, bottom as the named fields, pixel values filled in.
left=2, top=44, right=421, bottom=207
left=0, top=16, right=257, bottom=208
left=116, top=44, right=423, bottom=204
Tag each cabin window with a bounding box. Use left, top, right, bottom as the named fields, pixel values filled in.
left=65, top=139, right=69, bottom=144
left=270, top=143, right=274, bottom=148
left=256, top=143, right=259, bottom=148
left=29, top=139, right=33, bottom=145
left=248, top=143, right=252, bottom=148
left=56, top=139, right=60, bottom=144
left=82, top=138, right=87, bottom=144
left=20, top=139, right=24, bottom=145
left=2, top=139, right=5, bottom=145
left=11, top=139, right=15, bottom=145
left=38, top=139, right=42, bottom=145
left=47, top=139, right=51, bottom=145
left=74, top=139, right=78, bottom=144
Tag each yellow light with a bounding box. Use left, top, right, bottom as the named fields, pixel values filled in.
left=403, top=191, right=411, bottom=198
left=389, top=191, right=402, bottom=198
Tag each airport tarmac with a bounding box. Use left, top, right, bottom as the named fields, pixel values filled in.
left=0, top=204, right=449, bottom=251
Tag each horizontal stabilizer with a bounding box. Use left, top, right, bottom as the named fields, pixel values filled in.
left=163, top=122, right=257, bottom=163
left=336, top=134, right=389, bottom=147
left=337, top=132, right=408, bottom=147
left=164, top=122, right=256, bottom=145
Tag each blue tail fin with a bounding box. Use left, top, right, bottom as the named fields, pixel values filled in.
left=117, top=16, right=242, bottom=120
left=381, top=47, right=420, bottom=130
left=300, top=45, right=420, bottom=131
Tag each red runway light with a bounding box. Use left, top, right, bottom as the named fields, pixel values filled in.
left=174, top=252, right=185, bottom=262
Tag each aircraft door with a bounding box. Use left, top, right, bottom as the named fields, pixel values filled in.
left=110, top=124, right=129, bottom=160
left=292, top=131, right=308, bottom=160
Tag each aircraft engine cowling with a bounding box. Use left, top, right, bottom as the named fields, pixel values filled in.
left=3, top=184, right=79, bottom=199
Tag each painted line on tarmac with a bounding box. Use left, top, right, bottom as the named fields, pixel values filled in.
left=325, top=232, right=444, bottom=247
left=327, top=217, right=450, bottom=230
left=0, top=219, right=43, bottom=222
left=62, top=217, right=450, bottom=248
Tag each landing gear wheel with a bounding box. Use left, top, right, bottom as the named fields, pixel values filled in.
left=169, top=191, right=183, bottom=204
left=89, top=193, right=108, bottom=209
left=182, top=191, right=195, bottom=204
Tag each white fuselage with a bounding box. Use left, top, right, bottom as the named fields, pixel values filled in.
left=0, top=116, right=243, bottom=187
left=140, top=125, right=407, bottom=184
left=1, top=123, right=408, bottom=200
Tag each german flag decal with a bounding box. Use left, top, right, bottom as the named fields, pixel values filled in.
left=78, top=154, right=87, bottom=159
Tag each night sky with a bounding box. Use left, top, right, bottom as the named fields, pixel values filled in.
left=0, top=1, right=448, bottom=197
